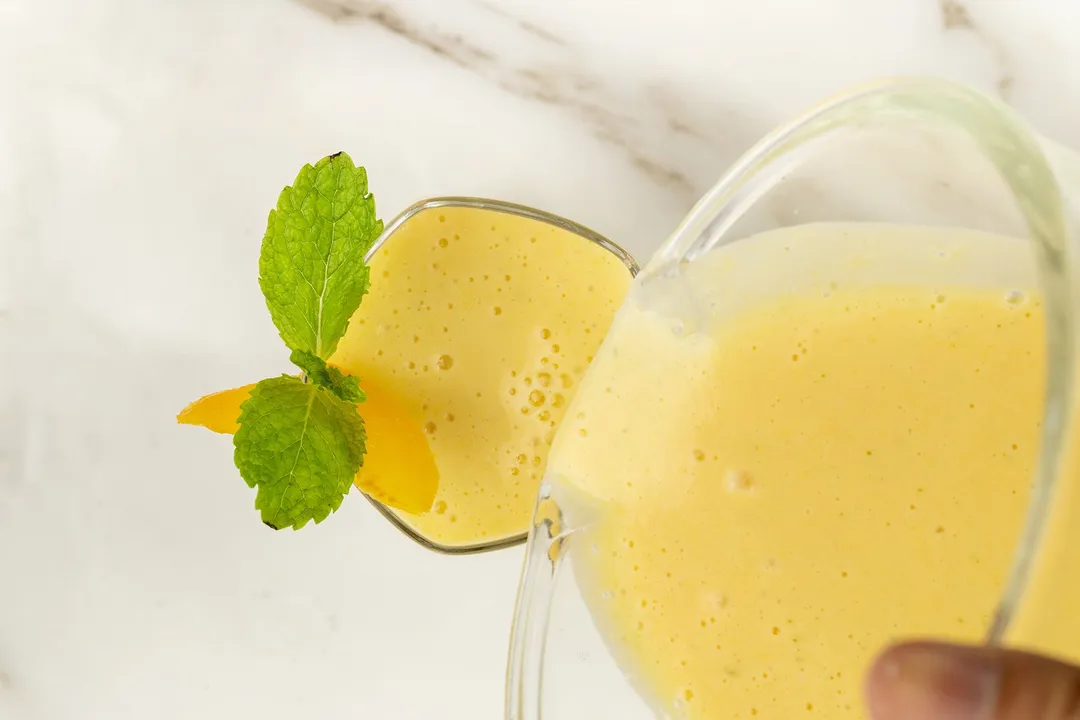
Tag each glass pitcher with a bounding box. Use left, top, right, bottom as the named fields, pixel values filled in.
left=506, top=77, right=1080, bottom=719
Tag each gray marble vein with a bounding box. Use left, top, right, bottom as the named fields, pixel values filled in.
left=940, top=0, right=975, bottom=30
left=473, top=0, right=568, bottom=47
left=940, top=0, right=1014, bottom=100
left=294, top=0, right=703, bottom=200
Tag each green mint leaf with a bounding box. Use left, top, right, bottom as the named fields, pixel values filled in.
left=288, top=348, right=326, bottom=380
left=321, top=365, right=366, bottom=404
left=289, top=349, right=367, bottom=404
left=259, top=152, right=383, bottom=359
left=233, top=375, right=366, bottom=530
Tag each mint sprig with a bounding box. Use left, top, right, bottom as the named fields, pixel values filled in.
left=233, top=152, right=383, bottom=530
left=235, top=376, right=366, bottom=530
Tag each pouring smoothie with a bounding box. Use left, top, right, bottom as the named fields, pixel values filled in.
left=545, top=222, right=1080, bottom=719
left=506, top=78, right=1080, bottom=720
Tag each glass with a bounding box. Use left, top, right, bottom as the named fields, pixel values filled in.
left=356, top=198, right=638, bottom=554
left=506, top=78, right=1080, bottom=718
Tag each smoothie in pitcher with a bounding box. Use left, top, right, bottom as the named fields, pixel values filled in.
left=545, top=223, right=1080, bottom=719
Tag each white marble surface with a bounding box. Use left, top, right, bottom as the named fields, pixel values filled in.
left=4, top=0, right=1080, bottom=718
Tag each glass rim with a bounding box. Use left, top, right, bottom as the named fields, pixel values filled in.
left=359, top=196, right=640, bottom=555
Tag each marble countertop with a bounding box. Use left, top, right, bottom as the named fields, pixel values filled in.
left=4, top=0, right=1080, bottom=718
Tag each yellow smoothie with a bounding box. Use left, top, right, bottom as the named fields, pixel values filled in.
left=333, top=205, right=633, bottom=548
left=545, top=223, right=1080, bottom=718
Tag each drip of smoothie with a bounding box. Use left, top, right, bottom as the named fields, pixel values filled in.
left=333, top=205, right=633, bottom=548
left=545, top=223, right=1080, bottom=719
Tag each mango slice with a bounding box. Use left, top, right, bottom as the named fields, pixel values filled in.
left=351, top=380, right=439, bottom=516
left=177, top=376, right=438, bottom=515
left=177, top=384, right=256, bottom=434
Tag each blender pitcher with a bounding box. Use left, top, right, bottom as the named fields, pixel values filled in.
left=506, top=78, right=1080, bottom=720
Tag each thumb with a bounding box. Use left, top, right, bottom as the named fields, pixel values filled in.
left=866, top=641, right=1080, bottom=720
